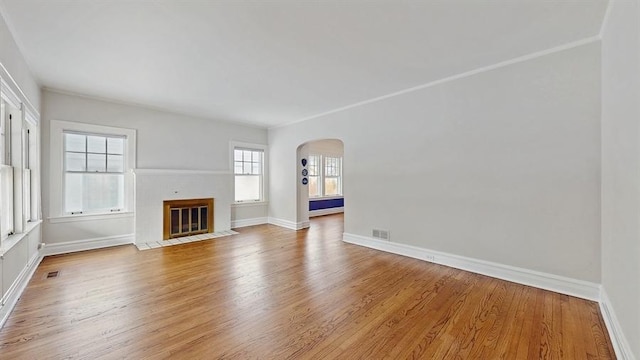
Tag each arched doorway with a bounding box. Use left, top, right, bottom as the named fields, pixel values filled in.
left=296, top=139, right=344, bottom=229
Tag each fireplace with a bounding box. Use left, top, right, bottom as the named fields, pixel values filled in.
left=163, top=198, right=214, bottom=240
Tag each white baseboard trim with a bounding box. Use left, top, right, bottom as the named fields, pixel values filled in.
left=599, top=288, right=636, bottom=360
left=342, top=233, right=600, bottom=301
left=268, top=217, right=310, bottom=230
left=0, top=251, right=43, bottom=329
left=231, top=217, right=268, bottom=229
left=310, top=207, right=344, bottom=217
left=42, top=234, right=135, bottom=256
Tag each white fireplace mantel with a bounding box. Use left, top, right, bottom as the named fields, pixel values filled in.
left=134, top=168, right=232, bottom=245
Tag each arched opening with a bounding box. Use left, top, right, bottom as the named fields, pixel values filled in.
left=296, top=139, right=344, bottom=230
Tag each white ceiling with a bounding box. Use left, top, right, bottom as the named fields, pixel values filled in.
left=0, top=0, right=607, bottom=128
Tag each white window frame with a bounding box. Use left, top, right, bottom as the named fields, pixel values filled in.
left=308, top=154, right=343, bottom=198
left=23, top=123, right=34, bottom=222
left=0, top=164, right=13, bottom=240
left=0, top=74, right=42, bottom=251
left=0, top=103, right=10, bottom=166
left=0, top=98, right=17, bottom=241
left=323, top=156, right=342, bottom=197
left=50, top=120, right=136, bottom=220
left=63, top=131, right=126, bottom=215
left=230, top=141, right=267, bottom=204
left=0, top=92, right=41, bottom=243
left=307, top=154, right=321, bottom=198
left=24, top=110, right=40, bottom=224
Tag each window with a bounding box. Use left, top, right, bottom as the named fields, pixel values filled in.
left=0, top=103, right=14, bottom=239
left=63, top=132, right=125, bottom=215
left=234, top=148, right=264, bottom=202
left=324, top=156, right=341, bottom=196
left=308, top=154, right=342, bottom=198
left=307, top=155, right=320, bottom=197
left=0, top=80, right=41, bottom=245
left=50, top=120, right=135, bottom=220
left=0, top=104, right=10, bottom=165
left=23, top=128, right=31, bottom=222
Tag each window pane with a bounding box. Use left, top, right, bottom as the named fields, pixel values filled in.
left=252, top=151, right=261, bottom=162
left=65, top=152, right=86, bottom=171
left=234, top=162, right=243, bottom=174
left=243, top=150, right=252, bottom=162
left=243, top=162, right=251, bottom=174
left=252, top=162, right=260, bottom=174
left=325, top=157, right=340, bottom=177
left=308, top=155, right=319, bottom=176
left=64, top=173, right=83, bottom=213
left=24, top=168, right=31, bottom=221
left=65, top=133, right=85, bottom=152
left=308, top=176, right=319, bottom=197
left=1, top=165, right=14, bottom=236
left=87, top=153, right=106, bottom=172
left=234, top=149, right=242, bottom=161
left=325, top=178, right=340, bottom=196
left=107, top=154, right=124, bottom=172
left=235, top=175, right=260, bottom=201
left=64, top=173, right=124, bottom=213
left=107, top=137, right=124, bottom=154
left=87, top=135, right=106, bottom=153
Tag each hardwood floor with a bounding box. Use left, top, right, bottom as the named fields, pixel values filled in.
left=0, top=214, right=614, bottom=359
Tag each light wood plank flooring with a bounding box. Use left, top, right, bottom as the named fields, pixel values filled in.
left=0, top=214, right=614, bottom=359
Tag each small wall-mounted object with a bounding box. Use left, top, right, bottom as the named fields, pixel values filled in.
left=301, top=158, right=307, bottom=167
left=372, top=229, right=390, bottom=240
left=302, top=177, right=308, bottom=185
left=301, top=169, right=308, bottom=176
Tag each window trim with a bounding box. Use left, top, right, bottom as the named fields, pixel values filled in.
left=50, top=120, right=136, bottom=218
left=62, top=131, right=127, bottom=215
left=323, top=155, right=342, bottom=197
left=0, top=73, right=41, bottom=248
left=307, top=154, right=321, bottom=198
left=230, top=141, right=268, bottom=204
left=24, top=120, right=40, bottom=223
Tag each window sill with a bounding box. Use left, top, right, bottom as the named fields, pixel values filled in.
left=0, top=220, right=43, bottom=256
left=48, top=212, right=134, bottom=224
left=232, top=201, right=268, bottom=208
left=310, top=196, right=344, bottom=201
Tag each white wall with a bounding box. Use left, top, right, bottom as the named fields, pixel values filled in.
left=269, top=42, right=601, bottom=282
left=0, top=11, right=39, bottom=114
left=307, top=139, right=344, bottom=157
left=135, top=170, right=232, bottom=244
left=0, top=10, right=43, bottom=327
left=231, top=202, right=268, bottom=225
left=41, top=90, right=267, bottom=244
left=296, top=142, right=310, bottom=227
left=601, top=0, right=640, bottom=358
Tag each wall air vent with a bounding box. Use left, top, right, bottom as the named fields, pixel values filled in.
left=372, top=229, right=390, bottom=241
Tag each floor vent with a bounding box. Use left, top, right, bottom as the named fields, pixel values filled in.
left=46, top=271, right=59, bottom=278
